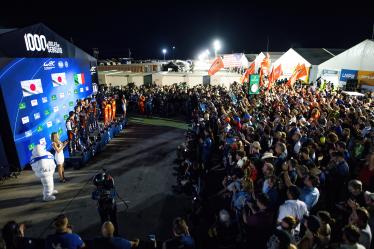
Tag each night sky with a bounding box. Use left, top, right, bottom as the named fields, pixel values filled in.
left=1, top=1, right=373, bottom=59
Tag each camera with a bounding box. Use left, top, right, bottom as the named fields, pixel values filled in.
left=92, top=169, right=116, bottom=202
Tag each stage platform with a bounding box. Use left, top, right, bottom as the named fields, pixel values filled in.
left=65, top=118, right=128, bottom=169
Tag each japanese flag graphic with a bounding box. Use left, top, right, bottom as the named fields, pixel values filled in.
left=21, top=79, right=43, bottom=97
left=51, top=73, right=67, bottom=87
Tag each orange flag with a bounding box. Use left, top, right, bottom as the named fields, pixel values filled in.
left=240, top=62, right=255, bottom=83
left=208, top=56, right=224, bottom=76
left=267, top=65, right=283, bottom=91
left=273, top=64, right=283, bottom=82
left=288, top=63, right=308, bottom=87
left=297, top=63, right=307, bottom=79
left=260, top=52, right=271, bottom=75
left=260, top=53, right=271, bottom=86
left=287, top=64, right=300, bottom=87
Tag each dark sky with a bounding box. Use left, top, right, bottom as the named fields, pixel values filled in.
left=1, top=0, right=373, bottom=59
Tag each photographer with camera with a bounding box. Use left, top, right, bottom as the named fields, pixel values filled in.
left=92, top=170, right=119, bottom=235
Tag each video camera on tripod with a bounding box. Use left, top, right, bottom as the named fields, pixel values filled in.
left=92, top=169, right=116, bottom=202
left=92, top=169, right=119, bottom=234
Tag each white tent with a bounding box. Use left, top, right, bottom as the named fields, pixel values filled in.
left=318, top=39, right=374, bottom=72
left=272, top=49, right=311, bottom=80
left=318, top=39, right=374, bottom=90
left=272, top=48, right=344, bottom=83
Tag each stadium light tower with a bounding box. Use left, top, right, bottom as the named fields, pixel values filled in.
left=162, top=48, right=167, bottom=61
left=213, top=40, right=221, bottom=57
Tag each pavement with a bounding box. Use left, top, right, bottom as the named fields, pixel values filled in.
left=0, top=117, right=190, bottom=241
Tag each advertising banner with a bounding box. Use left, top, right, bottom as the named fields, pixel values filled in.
left=249, top=74, right=260, bottom=94
left=0, top=58, right=93, bottom=168
left=339, top=69, right=358, bottom=84
left=357, top=71, right=374, bottom=86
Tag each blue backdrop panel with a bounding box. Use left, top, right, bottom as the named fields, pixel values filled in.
left=0, top=57, right=92, bottom=169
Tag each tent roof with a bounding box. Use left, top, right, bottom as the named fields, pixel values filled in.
left=293, top=48, right=344, bottom=65
left=245, top=53, right=257, bottom=62
left=318, top=39, right=374, bottom=71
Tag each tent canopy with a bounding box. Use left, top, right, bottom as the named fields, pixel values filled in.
left=318, top=39, right=374, bottom=71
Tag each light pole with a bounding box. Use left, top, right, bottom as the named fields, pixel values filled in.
left=205, top=49, right=210, bottom=60
left=172, top=46, right=175, bottom=60
left=162, top=48, right=167, bottom=61
left=213, top=40, right=221, bottom=58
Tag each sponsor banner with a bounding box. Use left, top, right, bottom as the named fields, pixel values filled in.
left=322, top=69, right=339, bottom=76
left=46, top=121, right=53, bottom=128
left=358, top=71, right=374, bottom=86
left=20, top=79, right=43, bottom=97
left=0, top=53, right=94, bottom=169
left=340, top=69, right=358, bottom=83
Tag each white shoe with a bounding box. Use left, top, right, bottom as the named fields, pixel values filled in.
left=43, top=195, right=56, bottom=201
left=53, top=190, right=58, bottom=194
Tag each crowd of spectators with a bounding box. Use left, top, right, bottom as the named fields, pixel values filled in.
left=173, top=82, right=374, bottom=249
